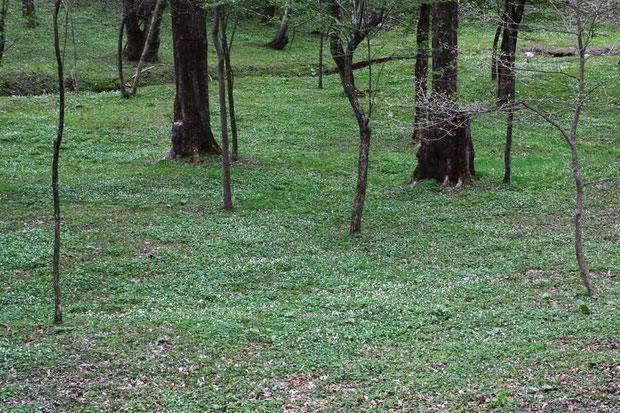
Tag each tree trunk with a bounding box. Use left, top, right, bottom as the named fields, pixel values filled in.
left=261, top=4, right=276, bottom=23
left=411, top=1, right=474, bottom=186
left=266, top=6, right=291, bottom=50
left=498, top=0, right=526, bottom=104
left=168, top=0, right=219, bottom=158
left=129, top=0, right=165, bottom=96
left=328, top=11, right=371, bottom=234
left=499, top=0, right=526, bottom=182
left=123, top=0, right=165, bottom=62
left=118, top=15, right=130, bottom=98
left=413, top=3, right=430, bottom=143
left=213, top=6, right=233, bottom=210
left=221, top=15, right=238, bottom=161
left=318, top=30, right=325, bottom=89
left=52, top=0, right=64, bottom=325
left=22, top=0, right=38, bottom=28
left=0, top=0, right=7, bottom=66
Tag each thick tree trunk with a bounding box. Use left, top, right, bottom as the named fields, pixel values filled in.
left=213, top=6, right=233, bottom=210
left=22, top=0, right=38, bottom=28
left=411, top=1, right=474, bottom=187
left=123, top=0, right=165, bottom=62
left=0, top=0, right=7, bottom=66
left=168, top=0, right=219, bottom=158
left=413, top=3, right=431, bottom=143
left=52, top=0, right=64, bottom=325
left=266, top=6, right=291, bottom=50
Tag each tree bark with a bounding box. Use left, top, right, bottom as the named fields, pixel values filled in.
left=22, top=0, right=38, bottom=28
left=413, top=3, right=431, bottom=143
left=497, top=0, right=526, bottom=104
left=265, top=5, right=291, bottom=50
left=0, top=0, right=7, bottom=66
left=129, top=0, right=165, bottom=96
left=221, top=14, right=239, bottom=161
left=123, top=0, right=166, bottom=62
left=498, top=0, right=526, bottom=183
left=168, top=0, right=219, bottom=158
left=118, top=14, right=130, bottom=98
left=52, top=0, right=64, bottom=325
left=318, top=30, right=325, bottom=89
left=261, top=4, right=276, bottom=23
left=213, top=6, right=233, bottom=210
left=411, top=1, right=474, bottom=186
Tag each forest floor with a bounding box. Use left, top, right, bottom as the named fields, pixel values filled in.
left=1, top=1, right=619, bottom=412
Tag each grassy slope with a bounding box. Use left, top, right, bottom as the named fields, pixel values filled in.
left=1, top=1, right=619, bottom=412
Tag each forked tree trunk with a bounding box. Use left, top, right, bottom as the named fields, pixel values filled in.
left=123, top=0, right=166, bottom=62
left=129, top=0, right=165, bottom=97
left=266, top=6, right=291, bottom=50
left=117, top=14, right=130, bottom=97
left=52, top=0, right=64, bottom=325
left=168, top=0, right=219, bottom=158
left=498, top=0, right=526, bottom=183
left=213, top=6, right=233, bottom=210
left=221, top=15, right=239, bottom=161
left=22, top=0, right=38, bottom=28
left=413, top=3, right=430, bottom=143
left=411, top=1, right=474, bottom=187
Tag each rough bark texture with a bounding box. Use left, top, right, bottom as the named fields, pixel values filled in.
left=22, top=0, right=38, bottom=28
left=266, top=6, right=291, bottom=50
left=52, top=0, right=64, bottom=325
left=168, top=0, right=219, bottom=158
left=123, top=0, right=166, bottom=62
left=413, top=3, right=430, bottom=142
left=411, top=1, right=474, bottom=186
left=213, top=6, right=233, bottom=210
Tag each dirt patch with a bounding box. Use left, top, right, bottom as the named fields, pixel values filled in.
left=522, top=46, right=620, bottom=58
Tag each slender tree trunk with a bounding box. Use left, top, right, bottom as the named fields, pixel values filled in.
left=0, top=0, right=7, bottom=66
left=52, top=0, right=64, bottom=325
left=413, top=3, right=431, bottom=143
left=411, top=1, right=474, bottom=186
left=499, top=0, right=526, bottom=182
left=118, top=15, right=130, bottom=98
left=221, top=16, right=238, bottom=161
left=503, top=106, right=513, bottom=182
left=22, top=0, right=38, bottom=28
left=318, top=29, right=325, bottom=89
left=129, top=0, right=164, bottom=96
left=266, top=5, right=291, bottom=50
left=168, top=0, right=219, bottom=158
left=213, top=6, right=233, bottom=210
left=491, top=0, right=509, bottom=81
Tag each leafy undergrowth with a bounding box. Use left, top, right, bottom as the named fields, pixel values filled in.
left=1, top=3, right=619, bottom=412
